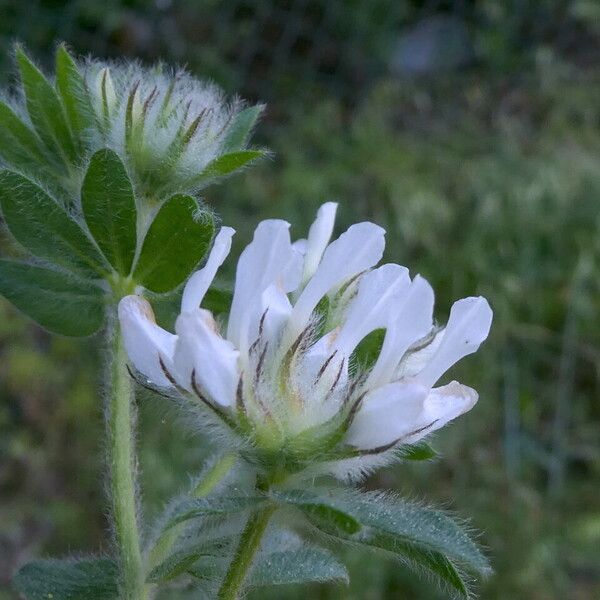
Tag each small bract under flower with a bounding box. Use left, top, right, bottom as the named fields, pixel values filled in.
left=119, top=204, right=492, bottom=477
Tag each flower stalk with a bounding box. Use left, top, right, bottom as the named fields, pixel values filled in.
left=217, top=504, right=276, bottom=600
left=107, top=315, right=146, bottom=600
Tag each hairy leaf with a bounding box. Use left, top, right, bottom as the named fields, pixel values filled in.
left=0, top=260, right=105, bottom=336
left=249, top=546, right=349, bottom=587
left=197, top=150, right=264, bottom=183
left=0, top=170, right=107, bottom=277
left=13, top=557, right=118, bottom=600
left=16, top=47, right=76, bottom=165
left=55, top=45, right=96, bottom=144
left=362, top=533, right=469, bottom=596
left=164, top=496, right=266, bottom=529
left=273, top=491, right=361, bottom=535
left=0, top=101, right=49, bottom=176
left=82, top=149, right=137, bottom=275
left=274, top=487, right=490, bottom=576
left=133, top=194, right=214, bottom=293
left=222, top=105, right=264, bottom=152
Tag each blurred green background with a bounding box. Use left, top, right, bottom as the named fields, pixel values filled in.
left=1, top=1, right=599, bottom=598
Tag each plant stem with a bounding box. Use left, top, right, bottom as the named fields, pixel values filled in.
left=107, top=317, right=145, bottom=599
left=217, top=504, right=276, bottom=600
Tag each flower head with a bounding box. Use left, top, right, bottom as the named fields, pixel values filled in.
left=83, top=60, right=264, bottom=200
left=119, top=204, right=492, bottom=479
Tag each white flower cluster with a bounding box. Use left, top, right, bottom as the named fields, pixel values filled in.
left=119, top=203, right=492, bottom=473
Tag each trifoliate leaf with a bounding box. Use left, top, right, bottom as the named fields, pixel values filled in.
left=13, top=557, right=119, bottom=600
left=0, top=260, right=105, bottom=336
left=133, top=194, right=214, bottom=293
left=0, top=170, right=108, bottom=277
left=82, top=149, right=137, bottom=275
left=16, top=47, right=77, bottom=166
left=221, top=105, right=265, bottom=152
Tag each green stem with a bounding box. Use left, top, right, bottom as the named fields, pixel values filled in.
left=107, top=317, right=146, bottom=599
left=147, top=452, right=237, bottom=572
left=217, top=504, right=276, bottom=600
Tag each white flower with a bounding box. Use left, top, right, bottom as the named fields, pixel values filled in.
left=119, top=203, right=492, bottom=469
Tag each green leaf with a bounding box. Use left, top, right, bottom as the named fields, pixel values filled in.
left=198, top=150, right=264, bottom=182
left=0, top=260, right=105, bottom=336
left=164, top=496, right=266, bottom=529
left=0, top=101, right=48, bottom=173
left=275, top=487, right=490, bottom=576
left=0, top=170, right=107, bottom=277
left=273, top=491, right=361, bottom=535
left=55, top=45, right=96, bottom=144
left=13, top=557, right=118, bottom=600
left=362, top=533, right=469, bottom=596
left=248, top=547, right=349, bottom=587
left=133, top=194, right=214, bottom=293
left=147, top=539, right=228, bottom=583
left=16, top=47, right=77, bottom=165
left=397, top=441, right=437, bottom=461
left=82, top=149, right=137, bottom=275
left=222, top=105, right=264, bottom=152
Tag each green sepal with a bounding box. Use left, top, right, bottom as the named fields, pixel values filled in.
left=396, top=441, right=437, bottom=461
left=221, top=105, right=265, bottom=152
left=55, top=44, right=96, bottom=146
left=133, top=194, right=214, bottom=293
left=16, top=46, right=77, bottom=166
left=0, top=260, right=105, bottom=336
left=82, top=149, right=137, bottom=275
left=0, top=170, right=108, bottom=277
left=352, top=327, right=385, bottom=369
left=195, top=150, right=265, bottom=185
left=12, top=557, right=119, bottom=600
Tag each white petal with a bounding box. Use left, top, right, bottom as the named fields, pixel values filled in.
left=367, top=275, right=435, bottom=387
left=401, top=381, right=479, bottom=444
left=181, top=227, right=235, bottom=313
left=334, top=264, right=410, bottom=356
left=118, top=296, right=177, bottom=388
left=287, top=221, right=385, bottom=341
left=346, top=381, right=428, bottom=449
left=227, top=220, right=294, bottom=352
left=299, top=328, right=348, bottom=393
left=346, top=380, right=478, bottom=449
left=282, top=245, right=305, bottom=293
left=173, top=310, right=240, bottom=407
left=301, top=202, right=338, bottom=283
left=415, top=296, right=493, bottom=387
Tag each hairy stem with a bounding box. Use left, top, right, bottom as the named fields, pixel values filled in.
left=107, top=317, right=146, bottom=599
left=217, top=504, right=276, bottom=600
